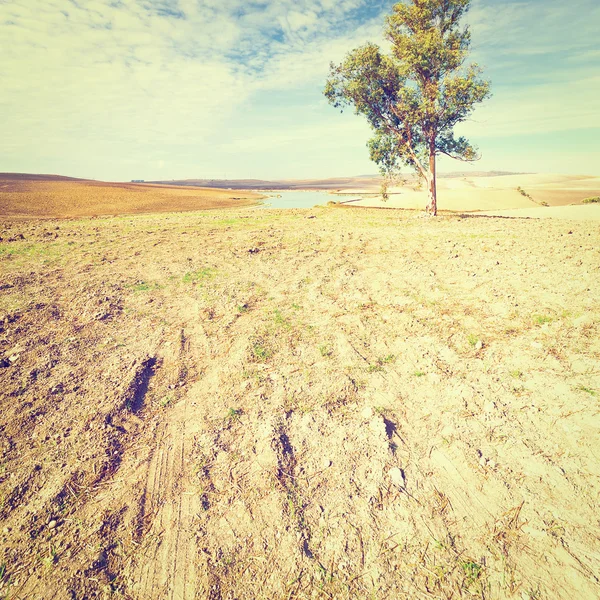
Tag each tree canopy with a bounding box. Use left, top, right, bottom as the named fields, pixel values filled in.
left=324, top=0, right=491, bottom=215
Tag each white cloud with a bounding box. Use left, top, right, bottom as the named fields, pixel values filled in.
left=1, top=0, right=599, bottom=179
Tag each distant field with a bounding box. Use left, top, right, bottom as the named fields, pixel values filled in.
left=349, top=173, right=600, bottom=212
left=0, top=174, right=263, bottom=217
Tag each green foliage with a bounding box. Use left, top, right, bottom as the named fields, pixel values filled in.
left=467, top=333, right=479, bottom=347
left=182, top=268, right=216, bottom=284
left=461, top=559, right=483, bottom=586
left=582, top=196, right=600, bottom=203
left=251, top=337, right=273, bottom=362
left=273, top=308, right=291, bottom=329
left=576, top=385, right=596, bottom=396
left=367, top=354, right=396, bottom=372
left=319, top=344, right=333, bottom=357
left=324, top=0, right=491, bottom=213
left=532, top=314, right=553, bottom=325
left=226, top=408, right=243, bottom=422
left=131, top=281, right=162, bottom=292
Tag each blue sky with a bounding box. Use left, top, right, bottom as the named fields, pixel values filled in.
left=1, top=0, right=599, bottom=180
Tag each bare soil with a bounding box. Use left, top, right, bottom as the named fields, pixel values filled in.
left=0, top=175, right=263, bottom=218
left=1, top=205, right=599, bottom=599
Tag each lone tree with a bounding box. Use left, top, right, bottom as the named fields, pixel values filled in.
left=324, top=0, right=491, bottom=215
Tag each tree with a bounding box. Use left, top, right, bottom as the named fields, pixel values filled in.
left=324, top=0, right=491, bottom=216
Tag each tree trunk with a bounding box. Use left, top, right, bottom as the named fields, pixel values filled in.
left=426, top=144, right=437, bottom=216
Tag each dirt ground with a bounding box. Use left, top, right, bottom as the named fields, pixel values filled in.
left=1, top=205, right=599, bottom=600
left=0, top=175, right=262, bottom=218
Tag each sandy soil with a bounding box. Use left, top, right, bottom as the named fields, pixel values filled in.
left=347, top=173, right=600, bottom=212
left=1, top=205, right=599, bottom=599
left=0, top=175, right=263, bottom=218
left=478, top=205, right=600, bottom=220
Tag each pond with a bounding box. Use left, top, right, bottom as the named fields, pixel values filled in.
left=256, top=190, right=346, bottom=209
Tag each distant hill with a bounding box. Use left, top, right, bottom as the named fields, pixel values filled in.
left=149, top=172, right=525, bottom=191
left=0, top=173, right=90, bottom=182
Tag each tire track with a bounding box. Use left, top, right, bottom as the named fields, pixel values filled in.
left=132, top=318, right=208, bottom=599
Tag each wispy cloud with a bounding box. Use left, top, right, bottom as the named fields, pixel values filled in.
left=1, top=0, right=599, bottom=178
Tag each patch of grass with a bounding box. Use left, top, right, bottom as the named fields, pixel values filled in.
left=509, top=369, right=523, bottom=379
left=582, top=196, right=600, bottom=204
left=367, top=354, right=396, bottom=372
left=273, top=308, right=291, bottom=329
left=576, top=385, right=596, bottom=396
left=236, top=303, right=249, bottom=314
left=318, top=344, right=333, bottom=358
left=467, top=334, right=479, bottom=347
left=532, top=314, right=553, bottom=325
left=131, top=281, right=162, bottom=292
left=250, top=338, right=273, bottom=362
left=461, top=559, right=483, bottom=587
left=182, top=268, right=216, bottom=284
left=160, top=395, right=174, bottom=408
left=226, top=408, right=242, bottom=422
left=414, top=370, right=426, bottom=377
left=42, top=546, right=59, bottom=568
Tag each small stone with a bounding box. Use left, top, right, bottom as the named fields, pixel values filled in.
left=427, top=373, right=441, bottom=385
left=475, top=340, right=483, bottom=351
left=573, top=315, right=590, bottom=328
left=479, top=456, right=487, bottom=467
left=440, top=425, right=454, bottom=438
left=361, top=407, right=374, bottom=419
left=320, top=457, right=332, bottom=469
left=2, top=526, right=10, bottom=534
left=8, top=354, right=19, bottom=363
left=389, top=467, right=405, bottom=487
left=369, top=416, right=386, bottom=436
left=48, top=520, right=57, bottom=529
left=483, top=401, right=495, bottom=414
left=488, top=460, right=497, bottom=469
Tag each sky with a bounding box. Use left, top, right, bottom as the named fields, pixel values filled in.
left=1, top=0, right=599, bottom=181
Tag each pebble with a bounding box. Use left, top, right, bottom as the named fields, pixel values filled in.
left=427, top=373, right=441, bottom=385
left=441, top=425, right=454, bottom=438
left=320, top=458, right=332, bottom=469
left=483, top=401, right=495, bottom=414
left=389, top=467, right=405, bottom=487
left=475, top=340, right=483, bottom=351
left=369, top=416, right=386, bottom=437
left=361, top=407, right=374, bottom=419
left=48, top=520, right=57, bottom=529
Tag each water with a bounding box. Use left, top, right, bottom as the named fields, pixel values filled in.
left=256, top=190, right=341, bottom=209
